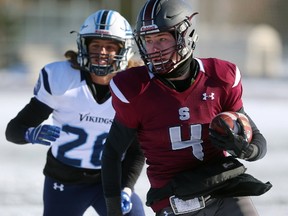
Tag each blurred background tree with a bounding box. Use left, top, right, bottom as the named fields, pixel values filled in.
left=0, top=6, right=21, bottom=68
left=0, top=0, right=287, bottom=79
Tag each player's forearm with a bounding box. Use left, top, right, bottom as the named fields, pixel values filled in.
left=6, top=118, right=29, bottom=144
left=105, top=196, right=123, bottom=216
left=246, top=131, right=267, bottom=161
left=237, top=107, right=267, bottom=161
left=102, top=137, right=123, bottom=197
left=121, top=138, right=145, bottom=189
left=101, top=119, right=138, bottom=214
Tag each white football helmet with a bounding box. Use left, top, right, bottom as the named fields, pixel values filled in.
left=77, top=10, right=134, bottom=75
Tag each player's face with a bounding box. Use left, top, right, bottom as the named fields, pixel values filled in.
left=144, top=32, right=178, bottom=63
left=88, top=39, right=120, bottom=66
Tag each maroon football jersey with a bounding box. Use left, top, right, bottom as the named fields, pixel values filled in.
left=110, top=58, right=243, bottom=211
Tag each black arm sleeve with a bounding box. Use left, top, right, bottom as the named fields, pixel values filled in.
left=101, top=119, right=138, bottom=198
left=237, top=107, right=267, bottom=161
left=5, top=97, right=53, bottom=144
left=121, top=137, right=145, bottom=191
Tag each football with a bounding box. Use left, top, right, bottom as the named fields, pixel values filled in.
left=209, top=111, right=253, bottom=143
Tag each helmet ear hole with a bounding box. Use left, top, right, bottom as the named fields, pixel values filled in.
left=189, top=29, right=195, bottom=38
left=191, top=32, right=199, bottom=51
left=187, top=29, right=196, bottom=47
left=85, top=38, right=93, bottom=48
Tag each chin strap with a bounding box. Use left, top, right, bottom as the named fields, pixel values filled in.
left=160, top=55, right=193, bottom=79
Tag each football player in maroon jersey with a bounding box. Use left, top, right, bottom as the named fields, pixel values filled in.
left=101, top=0, right=271, bottom=215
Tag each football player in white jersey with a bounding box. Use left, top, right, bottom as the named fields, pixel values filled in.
left=5, top=10, right=145, bottom=216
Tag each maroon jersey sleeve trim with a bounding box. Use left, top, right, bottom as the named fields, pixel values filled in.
left=232, top=66, right=241, bottom=88
left=110, top=78, right=129, bottom=103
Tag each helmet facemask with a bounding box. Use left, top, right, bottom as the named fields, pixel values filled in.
left=88, top=51, right=118, bottom=76
left=138, top=38, right=178, bottom=75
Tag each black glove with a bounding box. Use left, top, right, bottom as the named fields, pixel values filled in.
left=209, top=117, right=253, bottom=159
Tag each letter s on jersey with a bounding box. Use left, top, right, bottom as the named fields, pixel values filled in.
left=179, top=107, right=190, bottom=121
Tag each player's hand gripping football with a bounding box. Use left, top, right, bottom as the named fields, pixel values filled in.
left=209, top=117, right=253, bottom=159
left=121, top=190, right=133, bottom=215
left=25, top=124, right=61, bottom=146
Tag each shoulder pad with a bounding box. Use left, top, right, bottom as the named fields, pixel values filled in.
left=196, top=58, right=241, bottom=88
left=110, top=66, right=150, bottom=103
left=39, top=61, right=81, bottom=96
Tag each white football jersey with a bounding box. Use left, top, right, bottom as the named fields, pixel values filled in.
left=34, top=61, right=114, bottom=169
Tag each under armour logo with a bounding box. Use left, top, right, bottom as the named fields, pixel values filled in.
left=163, top=211, right=169, bottom=216
left=53, top=182, right=64, bottom=191
left=202, top=92, right=215, bottom=100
